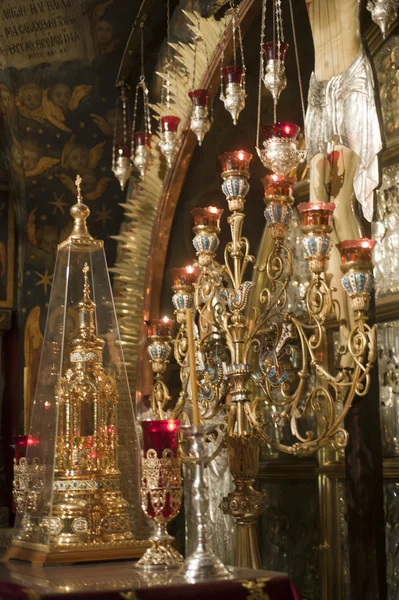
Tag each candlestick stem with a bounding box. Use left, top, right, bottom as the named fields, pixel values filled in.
left=180, top=425, right=230, bottom=582
left=185, top=308, right=201, bottom=425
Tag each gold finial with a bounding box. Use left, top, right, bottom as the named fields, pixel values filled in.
left=75, top=175, right=83, bottom=202
left=59, top=173, right=94, bottom=247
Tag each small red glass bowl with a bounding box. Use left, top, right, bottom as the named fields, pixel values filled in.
left=262, top=174, right=295, bottom=198
left=171, top=266, right=199, bottom=288
left=337, top=239, right=376, bottom=265
left=134, top=131, right=152, bottom=147
left=192, top=206, right=223, bottom=228
left=141, top=419, right=180, bottom=457
left=188, top=89, right=211, bottom=107
left=263, top=122, right=300, bottom=141
left=145, top=318, right=173, bottom=338
left=14, top=435, right=39, bottom=462
left=298, top=202, right=335, bottom=232
left=160, top=115, right=180, bottom=133
left=263, top=41, right=289, bottom=62
left=222, top=65, right=245, bottom=84
left=219, top=150, right=252, bottom=174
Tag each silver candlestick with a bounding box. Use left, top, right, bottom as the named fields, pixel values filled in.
left=180, top=424, right=231, bottom=583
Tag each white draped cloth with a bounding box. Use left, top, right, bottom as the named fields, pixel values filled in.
left=305, top=48, right=383, bottom=222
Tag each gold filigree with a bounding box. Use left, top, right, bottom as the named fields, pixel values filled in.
left=241, top=578, right=271, bottom=600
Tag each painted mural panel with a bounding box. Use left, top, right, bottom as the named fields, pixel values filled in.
left=0, top=0, right=136, bottom=430
left=0, top=0, right=95, bottom=68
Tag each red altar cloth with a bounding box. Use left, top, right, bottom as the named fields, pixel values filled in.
left=0, top=576, right=302, bottom=600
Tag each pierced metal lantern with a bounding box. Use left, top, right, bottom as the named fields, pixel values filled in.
left=159, top=115, right=181, bottom=168
left=189, top=89, right=212, bottom=146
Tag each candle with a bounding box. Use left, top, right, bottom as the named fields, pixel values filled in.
left=185, top=308, right=200, bottom=426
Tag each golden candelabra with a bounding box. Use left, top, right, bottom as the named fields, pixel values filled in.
left=8, top=177, right=147, bottom=566
left=145, top=150, right=376, bottom=568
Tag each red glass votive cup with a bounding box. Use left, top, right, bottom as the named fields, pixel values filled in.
left=145, top=318, right=173, bottom=338
left=222, top=65, right=245, bottom=85
left=298, top=202, right=335, bottom=232
left=134, top=131, right=152, bottom=147
left=263, top=122, right=300, bottom=142
left=141, top=419, right=180, bottom=458
left=263, top=41, right=289, bottom=62
left=262, top=174, right=295, bottom=198
left=188, top=89, right=211, bottom=107
left=337, top=239, right=376, bottom=265
left=219, top=150, right=252, bottom=174
left=192, top=206, right=223, bottom=228
left=14, top=435, right=39, bottom=462
left=160, top=116, right=180, bottom=133
left=171, top=266, right=199, bottom=288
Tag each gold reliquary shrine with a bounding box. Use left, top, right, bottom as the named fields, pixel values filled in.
left=7, top=177, right=147, bottom=566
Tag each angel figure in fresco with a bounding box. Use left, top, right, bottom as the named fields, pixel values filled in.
left=57, top=135, right=113, bottom=200
left=92, top=0, right=119, bottom=55
left=24, top=306, right=43, bottom=431
left=9, top=136, right=59, bottom=178
left=15, top=83, right=46, bottom=124
left=90, top=108, right=122, bottom=138
left=41, top=83, right=92, bottom=132
left=0, top=84, right=14, bottom=124
left=26, top=208, right=59, bottom=269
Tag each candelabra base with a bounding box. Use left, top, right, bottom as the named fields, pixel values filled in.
left=135, top=534, right=183, bottom=570
left=180, top=548, right=231, bottom=583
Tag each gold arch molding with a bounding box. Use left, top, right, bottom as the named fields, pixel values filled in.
left=113, top=0, right=259, bottom=402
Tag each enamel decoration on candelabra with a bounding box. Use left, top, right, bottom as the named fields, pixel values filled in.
left=111, top=82, right=133, bottom=190
left=7, top=176, right=147, bottom=566
left=220, top=3, right=246, bottom=125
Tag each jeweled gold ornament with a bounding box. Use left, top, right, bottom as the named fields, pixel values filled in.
left=7, top=176, right=147, bottom=566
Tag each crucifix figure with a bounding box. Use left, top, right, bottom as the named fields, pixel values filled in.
left=305, top=0, right=383, bottom=365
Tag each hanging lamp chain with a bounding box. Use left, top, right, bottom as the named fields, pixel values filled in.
left=288, top=0, right=306, bottom=126
left=132, top=20, right=151, bottom=147
left=256, top=0, right=267, bottom=150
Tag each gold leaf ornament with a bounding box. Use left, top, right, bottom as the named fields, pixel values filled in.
left=241, top=578, right=271, bottom=600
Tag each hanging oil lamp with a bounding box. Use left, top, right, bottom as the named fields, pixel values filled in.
left=158, top=1, right=181, bottom=168
left=263, top=41, right=288, bottom=102
left=111, top=82, right=133, bottom=190
left=255, top=0, right=305, bottom=178
left=258, top=122, right=305, bottom=175
left=219, top=4, right=246, bottom=125
left=189, top=89, right=212, bottom=146
left=159, top=116, right=181, bottom=167
left=131, top=21, right=152, bottom=178
left=189, top=15, right=212, bottom=146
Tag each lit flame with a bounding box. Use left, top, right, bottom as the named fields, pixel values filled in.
left=208, top=206, right=218, bottom=214
left=284, top=125, right=291, bottom=134
left=162, top=315, right=170, bottom=323
left=272, top=174, right=278, bottom=182
left=237, top=151, right=245, bottom=160
left=186, top=265, right=194, bottom=274
left=167, top=419, right=177, bottom=431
